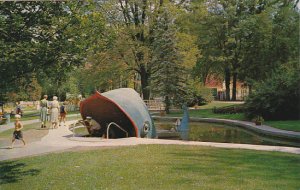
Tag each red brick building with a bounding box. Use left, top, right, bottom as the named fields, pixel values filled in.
left=205, top=75, right=248, bottom=100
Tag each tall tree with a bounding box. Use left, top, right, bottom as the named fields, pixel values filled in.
left=150, top=7, right=186, bottom=113
left=0, top=2, right=81, bottom=100
left=0, top=1, right=108, bottom=100
left=184, top=0, right=299, bottom=100
left=100, top=0, right=188, bottom=100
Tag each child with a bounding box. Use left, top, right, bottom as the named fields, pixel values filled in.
left=11, top=114, right=26, bottom=149
left=59, top=102, right=67, bottom=126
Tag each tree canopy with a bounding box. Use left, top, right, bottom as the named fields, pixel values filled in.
left=0, top=0, right=299, bottom=115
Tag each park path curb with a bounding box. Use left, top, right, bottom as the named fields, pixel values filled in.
left=1, top=118, right=300, bottom=161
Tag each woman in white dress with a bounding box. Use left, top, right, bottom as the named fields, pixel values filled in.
left=50, top=96, right=60, bottom=129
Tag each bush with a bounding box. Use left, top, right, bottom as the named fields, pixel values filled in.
left=212, top=104, right=245, bottom=114
left=245, top=67, right=300, bottom=120
left=186, top=80, right=214, bottom=107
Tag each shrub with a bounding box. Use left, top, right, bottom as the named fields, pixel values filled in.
left=245, top=67, right=300, bottom=120
left=186, top=80, right=214, bottom=107
left=212, top=104, right=245, bottom=114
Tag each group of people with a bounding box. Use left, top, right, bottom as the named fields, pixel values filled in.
left=40, top=95, right=67, bottom=129
left=10, top=95, right=67, bottom=149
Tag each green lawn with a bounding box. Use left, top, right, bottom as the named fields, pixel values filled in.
left=0, top=145, right=299, bottom=190
left=0, top=122, right=41, bottom=138
left=195, top=101, right=244, bottom=109
left=168, top=101, right=300, bottom=132
left=5, top=111, right=80, bottom=122
left=168, top=109, right=246, bottom=120
left=264, top=120, right=300, bottom=132
left=168, top=101, right=245, bottom=120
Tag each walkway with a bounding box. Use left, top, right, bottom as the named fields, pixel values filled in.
left=0, top=114, right=80, bottom=133
left=1, top=119, right=300, bottom=161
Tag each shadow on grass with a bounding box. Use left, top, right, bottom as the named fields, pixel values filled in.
left=0, top=161, right=40, bottom=184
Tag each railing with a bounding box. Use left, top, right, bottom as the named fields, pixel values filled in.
left=106, top=122, right=128, bottom=139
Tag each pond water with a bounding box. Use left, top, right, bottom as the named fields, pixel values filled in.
left=155, top=122, right=300, bottom=147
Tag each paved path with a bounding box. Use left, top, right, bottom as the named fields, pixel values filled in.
left=0, top=114, right=80, bottom=133
left=1, top=119, right=300, bottom=161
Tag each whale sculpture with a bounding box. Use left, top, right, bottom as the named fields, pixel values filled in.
left=80, top=88, right=156, bottom=138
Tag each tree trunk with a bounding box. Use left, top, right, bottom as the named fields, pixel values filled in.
left=231, top=72, right=237, bottom=101
left=140, top=66, right=150, bottom=100
left=165, top=95, right=170, bottom=114
left=225, top=67, right=231, bottom=101
left=249, top=85, right=252, bottom=95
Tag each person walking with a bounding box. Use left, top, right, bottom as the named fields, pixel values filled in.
left=50, top=96, right=60, bottom=129
left=59, top=102, right=67, bottom=126
left=40, top=95, right=48, bottom=128
left=10, top=114, right=26, bottom=148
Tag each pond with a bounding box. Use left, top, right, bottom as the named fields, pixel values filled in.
left=155, top=122, right=300, bottom=147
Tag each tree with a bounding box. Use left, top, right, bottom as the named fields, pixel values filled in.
left=245, top=65, right=300, bottom=120
left=0, top=1, right=108, bottom=101
left=26, top=75, right=42, bottom=101
left=183, top=0, right=299, bottom=100
left=99, top=0, right=190, bottom=100
left=150, top=7, right=186, bottom=113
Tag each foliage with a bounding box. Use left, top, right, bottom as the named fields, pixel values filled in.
left=186, top=79, right=214, bottom=107
left=5, top=75, right=42, bottom=102
left=245, top=66, right=300, bottom=120
left=252, top=115, right=264, bottom=123
left=0, top=2, right=84, bottom=100
left=0, top=1, right=109, bottom=101
left=181, top=0, right=299, bottom=100
left=150, top=7, right=187, bottom=113
left=212, top=104, right=245, bottom=114
left=98, top=0, right=197, bottom=100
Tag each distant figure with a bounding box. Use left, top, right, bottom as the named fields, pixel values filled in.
left=10, top=114, right=26, bottom=149
left=175, top=118, right=181, bottom=131
left=59, top=102, right=67, bottom=126
left=16, top=102, right=23, bottom=116
left=40, top=95, right=48, bottom=128
left=4, top=111, right=10, bottom=124
left=50, top=96, right=60, bottom=129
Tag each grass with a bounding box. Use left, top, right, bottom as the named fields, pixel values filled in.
left=168, top=101, right=300, bottom=132
left=168, top=108, right=245, bottom=120
left=0, top=123, right=41, bottom=139
left=6, top=111, right=80, bottom=122
left=168, top=101, right=245, bottom=120
left=264, top=120, right=300, bottom=132
left=0, top=145, right=299, bottom=190
left=195, top=101, right=244, bottom=109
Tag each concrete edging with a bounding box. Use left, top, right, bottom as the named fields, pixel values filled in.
left=152, top=116, right=300, bottom=141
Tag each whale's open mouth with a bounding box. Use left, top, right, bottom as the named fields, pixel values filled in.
left=80, top=91, right=137, bottom=138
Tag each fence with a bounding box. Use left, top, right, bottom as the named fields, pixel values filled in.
left=144, top=100, right=165, bottom=111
